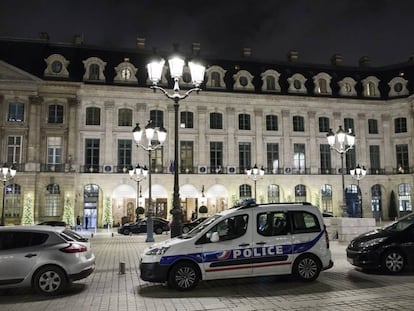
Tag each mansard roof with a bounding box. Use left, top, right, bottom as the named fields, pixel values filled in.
left=1, top=37, right=414, bottom=100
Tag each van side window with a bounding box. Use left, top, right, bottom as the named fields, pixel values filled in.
left=291, top=211, right=320, bottom=233
left=257, top=212, right=288, bottom=236
left=207, top=214, right=248, bottom=242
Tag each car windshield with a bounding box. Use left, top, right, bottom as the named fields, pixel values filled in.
left=181, top=215, right=221, bottom=238
left=384, top=213, right=414, bottom=232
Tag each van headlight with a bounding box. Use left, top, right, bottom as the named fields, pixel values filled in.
left=145, top=246, right=170, bottom=256
left=359, top=237, right=387, bottom=248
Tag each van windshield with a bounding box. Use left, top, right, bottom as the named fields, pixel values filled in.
left=182, top=215, right=221, bottom=238
left=384, top=213, right=414, bottom=232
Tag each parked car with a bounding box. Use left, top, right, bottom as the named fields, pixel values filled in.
left=182, top=217, right=209, bottom=233
left=117, top=217, right=170, bottom=235
left=37, top=220, right=71, bottom=229
left=0, top=225, right=95, bottom=295
left=347, top=213, right=414, bottom=273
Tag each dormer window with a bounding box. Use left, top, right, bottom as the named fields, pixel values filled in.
left=44, top=54, right=70, bottom=78
left=361, top=76, right=380, bottom=98
left=261, top=69, right=281, bottom=93
left=388, top=77, right=409, bottom=97
left=114, top=58, right=138, bottom=84
left=206, top=65, right=226, bottom=89
left=338, top=77, right=357, bottom=96
left=83, top=57, right=107, bottom=82
left=313, top=72, right=332, bottom=95
left=288, top=73, right=307, bottom=94
left=233, top=70, right=254, bottom=91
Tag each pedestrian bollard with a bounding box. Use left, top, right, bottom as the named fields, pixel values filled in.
left=111, top=232, right=114, bottom=237
left=119, top=262, right=126, bottom=274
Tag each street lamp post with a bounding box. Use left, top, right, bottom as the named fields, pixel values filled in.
left=246, top=164, right=265, bottom=201
left=1, top=164, right=16, bottom=226
left=327, top=126, right=355, bottom=217
left=132, top=121, right=167, bottom=242
left=129, top=164, right=148, bottom=221
left=147, top=53, right=205, bottom=237
left=350, top=164, right=367, bottom=218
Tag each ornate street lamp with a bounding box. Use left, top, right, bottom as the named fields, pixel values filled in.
left=1, top=163, right=16, bottom=226
left=129, top=164, right=148, bottom=221
left=246, top=164, right=265, bottom=200
left=132, top=121, right=167, bottom=242
left=350, top=164, right=367, bottom=218
left=327, top=126, right=355, bottom=216
left=147, top=53, right=205, bottom=237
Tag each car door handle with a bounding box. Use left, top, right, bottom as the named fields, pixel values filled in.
left=25, top=253, right=37, bottom=258
left=238, top=243, right=250, bottom=247
left=256, top=241, right=267, bottom=245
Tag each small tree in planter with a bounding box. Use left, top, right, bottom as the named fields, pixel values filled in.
left=136, top=206, right=145, bottom=221
left=388, top=190, right=398, bottom=220
left=103, top=197, right=113, bottom=229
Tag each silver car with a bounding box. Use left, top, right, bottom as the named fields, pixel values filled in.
left=0, top=225, right=95, bottom=295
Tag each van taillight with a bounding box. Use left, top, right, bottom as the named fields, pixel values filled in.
left=324, top=225, right=330, bottom=249
left=60, top=242, right=87, bottom=253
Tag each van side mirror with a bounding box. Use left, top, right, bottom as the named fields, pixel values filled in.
left=210, top=232, right=220, bottom=243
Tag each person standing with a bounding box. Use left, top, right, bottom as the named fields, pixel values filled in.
left=76, top=216, right=81, bottom=231
left=85, top=216, right=89, bottom=230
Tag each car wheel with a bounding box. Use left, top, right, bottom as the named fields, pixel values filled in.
left=168, top=262, right=200, bottom=291
left=182, top=226, right=190, bottom=234
left=154, top=227, right=163, bottom=235
left=33, top=265, right=67, bottom=295
left=382, top=249, right=405, bottom=273
left=293, top=254, right=321, bottom=282
left=123, top=229, right=130, bottom=235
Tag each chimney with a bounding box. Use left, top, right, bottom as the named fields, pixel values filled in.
left=331, top=54, right=343, bottom=66
left=137, top=37, right=146, bottom=49
left=287, top=50, right=299, bottom=63
left=39, top=32, right=50, bottom=41
left=243, top=47, right=252, bottom=58
left=192, top=42, right=201, bottom=56
left=73, top=34, right=84, bottom=45
left=359, top=56, right=371, bottom=67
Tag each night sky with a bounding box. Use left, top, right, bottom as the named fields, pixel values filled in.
left=1, top=0, right=414, bottom=66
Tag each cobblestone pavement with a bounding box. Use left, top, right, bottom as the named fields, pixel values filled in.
left=1, top=230, right=414, bottom=311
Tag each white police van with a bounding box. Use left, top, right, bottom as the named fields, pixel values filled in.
left=140, top=200, right=333, bottom=290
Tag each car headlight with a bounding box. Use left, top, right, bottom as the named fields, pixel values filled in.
left=359, top=237, right=388, bottom=248
left=145, top=246, right=170, bottom=256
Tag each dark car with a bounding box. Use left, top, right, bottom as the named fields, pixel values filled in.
left=346, top=213, right=414, bottom=273
left=181, top=217, right=208, bottom=233
left=117, top=217, right=170, bottom=235
left=37, top=221, right=72, bottom=229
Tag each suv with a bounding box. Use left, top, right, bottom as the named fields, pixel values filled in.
left=0, top=226, right=95, bottom=295
left=140, top=200, right=333, bottom=290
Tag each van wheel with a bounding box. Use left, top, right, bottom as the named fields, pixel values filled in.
left=168, top=262, right=199, bottom=291
left=293, top=254, right=321, bottom=282
left=382, top=249, right=405, bottom=273
left=33, top=266, right=67, bottom=295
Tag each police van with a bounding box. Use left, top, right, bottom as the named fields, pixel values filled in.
left=140, top=200, right=333, bottom=290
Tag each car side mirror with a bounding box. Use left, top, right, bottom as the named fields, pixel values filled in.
left=210, top=232, right=219, bottom=243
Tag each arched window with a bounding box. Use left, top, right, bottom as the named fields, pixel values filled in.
left=268, top=184, right=280, bottom=203
left=321, top=184, right=332, bottom=213
left=240, top=184, right=252, bottom=199
left=371, top=184, right=382, bottom=220
left=45, top=184, right=61, bottom=216
left=89, top=64, right=100, bottom=80
left=211, top=72, right=221, bottom=87
left=118, top=108, right=132, bottom=126
left=398, top=183, right=412, bottom=216
left=180, top=111, right=194, bottom=128
left=295, top=184, right=306, bottom=202
left=5, top=183, right=21, bottom=218
left=86, top=107, right=101, bottom=125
